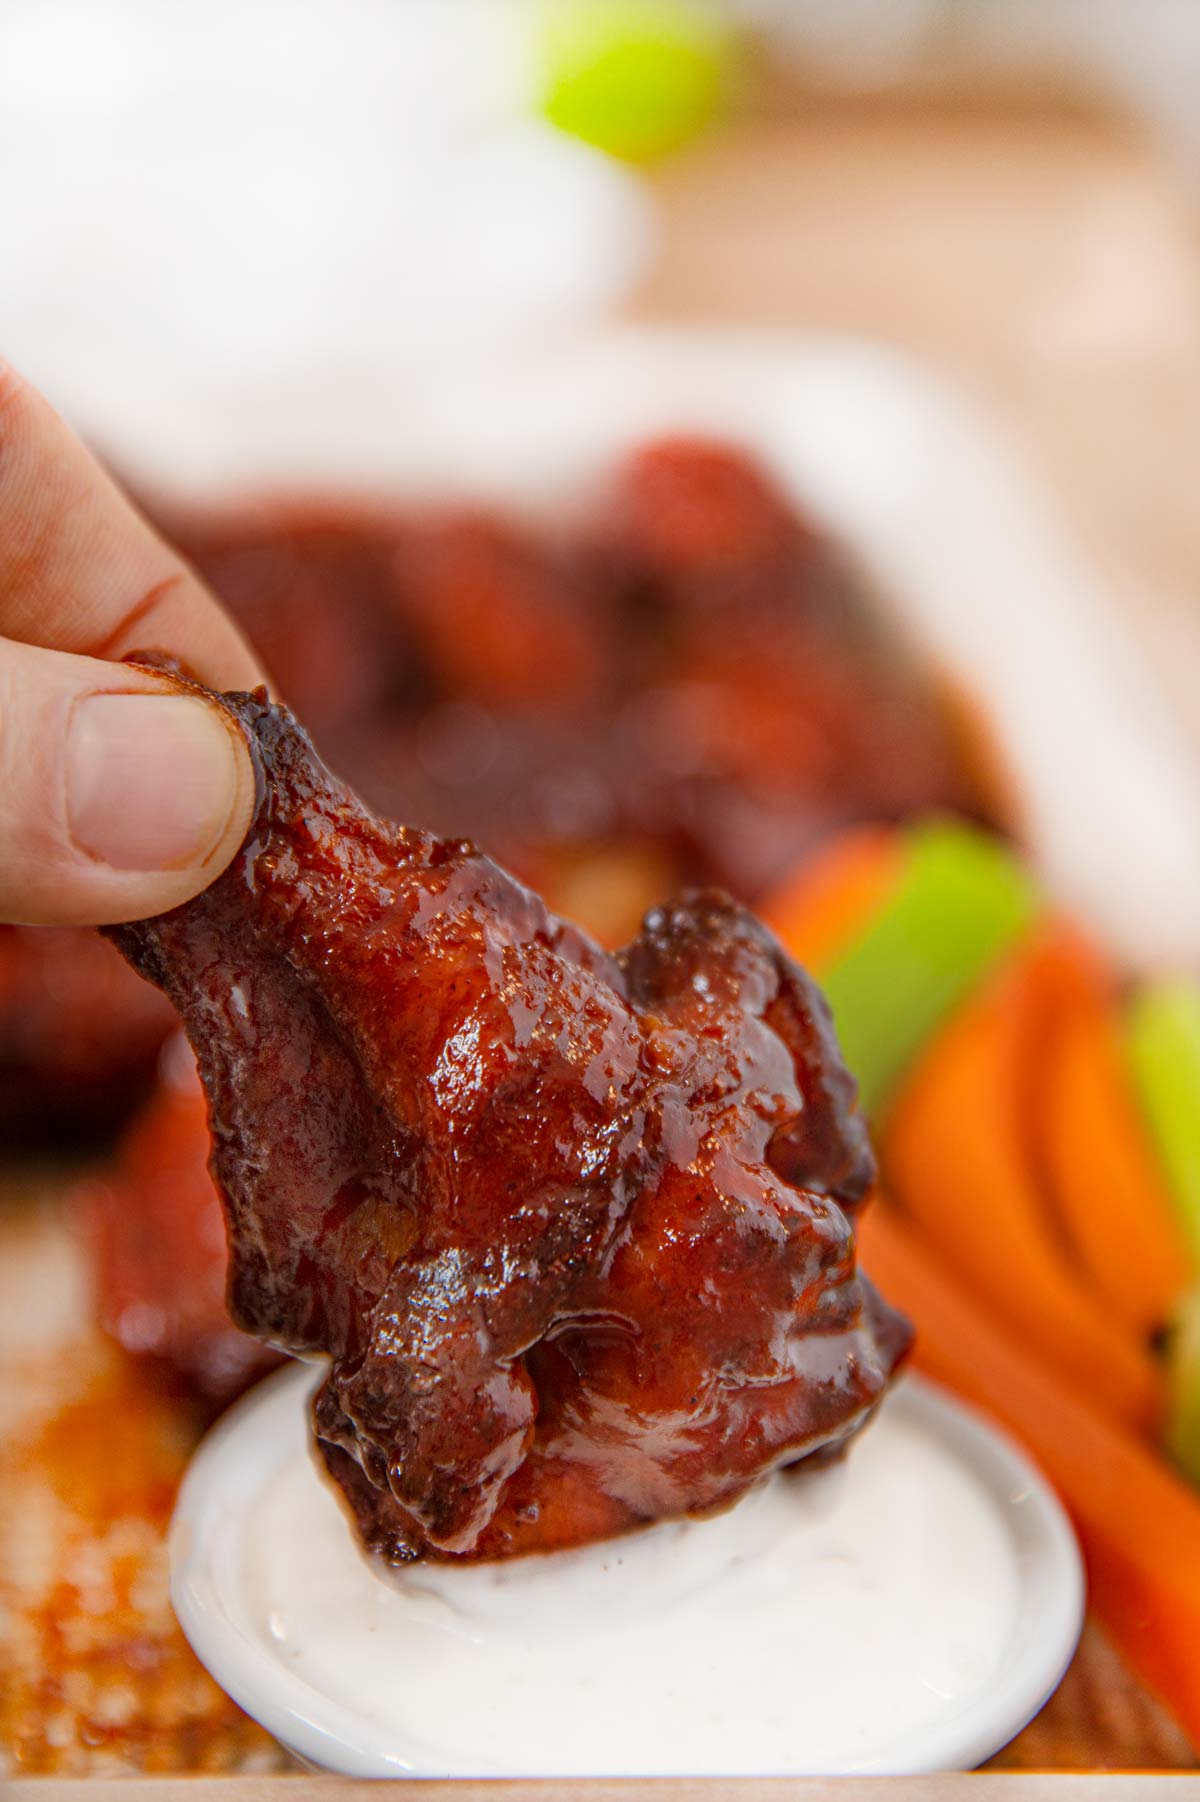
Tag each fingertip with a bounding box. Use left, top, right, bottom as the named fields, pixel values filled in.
left=65, top=690, right=257, bottom=907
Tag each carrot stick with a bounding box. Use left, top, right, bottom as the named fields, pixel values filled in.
left=883, top=940, right=1164, bottom=1434
left=762, top=825, right=903, bottom=974
left=1031, top=943, right=1192, bottom=1340
left=858, top=1202, right=1200, bottom=1746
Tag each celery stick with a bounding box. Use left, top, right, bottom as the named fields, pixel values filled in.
left=1127, top=982, right=1200, bottom=1263
left=1167, top=1284, right=1200, bottom=1490
left=536, top=1, right=731, bottom=165
left=820, top=820, right=1039, bottom=1121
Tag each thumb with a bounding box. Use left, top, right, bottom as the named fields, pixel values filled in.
left=0, top=638, right=257, bottom=925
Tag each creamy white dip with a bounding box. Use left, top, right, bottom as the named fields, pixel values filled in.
left=235, top=1381, right=1024, bottom=1776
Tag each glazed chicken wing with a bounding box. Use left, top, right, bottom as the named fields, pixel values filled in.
left=0, top=925, right=174, bottom=1145
left=80, top=1033, right=282, bottom=1411
left=109, top=688, right=910, bottom=1562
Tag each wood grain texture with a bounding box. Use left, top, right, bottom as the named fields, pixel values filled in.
left=989, top=1629, right=1196, bottom=1771
left=7, top=1776, right=1200, bottom=1799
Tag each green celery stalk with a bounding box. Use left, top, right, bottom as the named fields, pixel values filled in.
left=1167, top=1284, right=1200, bottom=1490
left=536, top=0, right=731, bottom=165
left=1127, top=982, right=1200, bottom=1263
left=819, top=819, right=1039, bottom=1121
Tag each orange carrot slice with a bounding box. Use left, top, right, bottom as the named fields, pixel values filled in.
left=762, top=825, right=903, bottom=974
left=883, top=937, right=1164, bottom=1434
left=1031, top=944, right=1192, bottom=1341
left=858, top=1202, right=1200, bottom=1746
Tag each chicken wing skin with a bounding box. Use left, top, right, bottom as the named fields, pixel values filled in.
left=109, top=687, right=910, bottom=1562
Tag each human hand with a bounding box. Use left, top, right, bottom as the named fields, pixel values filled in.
left=0, top=362, right=263, bottom=925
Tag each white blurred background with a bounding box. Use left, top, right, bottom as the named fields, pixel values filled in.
left=4, top=0, right=1200, bottom=470
left=0, top=0, right=652, bottom=460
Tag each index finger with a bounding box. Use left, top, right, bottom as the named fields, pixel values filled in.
left=0, top=361, right=263, bottom=690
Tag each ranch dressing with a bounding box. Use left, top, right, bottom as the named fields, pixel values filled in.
left=239, top=1383, right=1020, bottom=1776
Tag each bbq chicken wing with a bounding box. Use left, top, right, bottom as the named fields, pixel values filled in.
left=0, top=925, right=174, bottom=1145
left=80, top=1033, right=281, bottom=1411
left=109, top=687, right=910, bottom=1562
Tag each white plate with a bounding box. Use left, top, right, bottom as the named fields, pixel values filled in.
left=170, top=1362, right=1084, bottom=1778
left=106, top=328, right=1200, bottom=973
